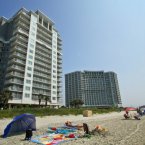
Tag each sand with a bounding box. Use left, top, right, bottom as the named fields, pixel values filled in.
left=0, top=112, right=145, bottom=145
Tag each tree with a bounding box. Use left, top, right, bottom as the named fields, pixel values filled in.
left=38, top=94, right=43, bottom=107
left=44, top=96, right=50, bottom=107
left=0, top=90, right=13, bottom=109
left=70, top=99, right=84, bottom=108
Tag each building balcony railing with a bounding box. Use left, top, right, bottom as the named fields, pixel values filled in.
left=5, top=79, right=24, bottom=85
left=6, top=71, right=24, bottom=78
left=33, top=85, right=51, bottom=90
left=9, top=52, right=26, bottom=60
left=37, top=23, right=52, bottom=35
left=36, top=39, right=52, bottom=49
left=34, top=60, right=51, bottom=69
left=37, top=28, right=52, bottom=40
left=8, top=87, right=23, bottom=92
left=37, top=32, right=52, bottom=45
left=35, top=54, right=51, bottom=64
left=7, top=65, right=25, bottom=72
left=17, top=21, right=30, bottom=31
left=7, top=59, right=25, bottom=68
left=33, top=71, right=51, bottom=79
left=33, top=78, right=50, bottom=84
left=36, top=44, right=51, bottom=54
left=35, top=49, right=51, bottom=60
left=34, top=67, right=51, bottom=75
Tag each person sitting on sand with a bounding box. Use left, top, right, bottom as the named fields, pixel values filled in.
left=65, top=121, right=90, bottom=135
left=124, top=111, right=130, bottom=119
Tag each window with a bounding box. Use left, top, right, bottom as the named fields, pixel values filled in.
left=53, top=91, right=56, bottom=94
left=28, top=61, right=32, bottom=65
left=29, top=49, right=33, bottom=54
left=30, top=39, right=35, bottom=43
left=31, top=32, right=35, bottom=37
left=32, top=27, right=35, bottom=31
left=30, top=43, right=34, bottom=48
left=52, top=97, right=56, bottom=100
left=27, top=73, right=31, bottom=77
left=26, top=80, right=31, bottom=84
left=25, top=93, right=30, bottom=98
left=53, top=45, right=56, bottom=48
left=29, top=55, right=33, bottom=59
left=53, top=85, right=56, bottom=89
left=27, top=66, right=32, bottom=71
left=25, top=86, right=30, bottom=90
left=53, top=65, right=56, bottom=68
left=53, top=80, right=56, bottom=83
left=53, top=70, right=56, bottom=73
left=53, top=60, right=56, bottom=63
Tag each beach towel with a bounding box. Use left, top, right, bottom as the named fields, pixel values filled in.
left=31, top=133, right=77, bottom=145
left=31, top=126, right=78, bottom=145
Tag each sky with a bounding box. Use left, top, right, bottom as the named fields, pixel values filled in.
left=0, top=0, right=145, bottom=107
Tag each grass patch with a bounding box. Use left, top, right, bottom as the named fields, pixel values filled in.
left=0, top=107, right=119, bottom=119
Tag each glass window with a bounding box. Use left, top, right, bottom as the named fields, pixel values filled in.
left=29, top=55, right=33, bottom=59
left=30, top=43, right=34, bottom=48
left=29, top=49, right=33, bottom=54
left=25, top=86, right=30, bottom=90
left=27, top=73, right=31, bottom=77
left=25, top=93, right=30, bottom=98
left=26, top=80, right=31, bottom=84
left=52, top=97, right=56, bottom=100
left=27, top=66, right=32, bottom=71
left=31, top=32, right=35, bottom=37
left=30, top=39, right=35, bottom=43
left=28, top=61, right=32, bottom=65
left=32, top=27, right=35, bottom=31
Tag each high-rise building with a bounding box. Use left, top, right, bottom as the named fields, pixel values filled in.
left=65, top=71, right=122, bottom=107
left=0, top=8, right=62, bottom=107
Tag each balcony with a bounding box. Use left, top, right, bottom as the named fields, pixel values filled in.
left=7, top=65, right=25, bottom=72
left=33, top=85, right=51, bottom=91
left=8, top=87, right=23, bottom=92
left=34, top=67, right=51, bottom=74
left=34, top=60, right=51, bottom=69
left=18, top=28, right=29, bottom=36
left=33, top=78, right=50, bottom=84
left=35, top=54, right=51, bottom=65
left=9, top=52, right=26, bottom=60
left=11, top=47, right=27, bottom=55
left=37, top=32, right=52, bottom=45
left=37, top=23, right=52, bottom=35
left=33, top=71, right=51, bottom=79
left=11, top=39, right=28, bottom=50
left=36, top=44, right=51, bottom=54
left=5, top=79, right=24, bottom=85
left=36, top=39, right=52, bottom=49
left=37, top=28, right=52, bottom=40
left=17, top=21, right=29, bottom=31
left=6, top=71, right=24, bottom=78
left=35, top=49, right=51, bottom=60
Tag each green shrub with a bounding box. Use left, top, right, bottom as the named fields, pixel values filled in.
left=0, top=107, right=118, bottom=119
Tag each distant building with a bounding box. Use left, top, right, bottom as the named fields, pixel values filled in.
left=0, top=8, right=62, bottom=107
left=65, top=71, right=122, bottom=107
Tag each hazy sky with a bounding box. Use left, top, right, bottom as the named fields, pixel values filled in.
left=0, top=0, right=145, bottom=107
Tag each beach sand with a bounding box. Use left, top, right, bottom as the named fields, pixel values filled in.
left=0, top=112, right=145, bottom=145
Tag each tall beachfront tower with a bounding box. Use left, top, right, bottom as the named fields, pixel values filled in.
left=0, top=8, right=62, bottom=107
left=65, top=71, right=122, bottom=107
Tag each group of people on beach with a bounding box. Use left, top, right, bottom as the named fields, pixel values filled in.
left=65, top=121, right=108, bottom=137
left=123, top=107, right=145, bottom=120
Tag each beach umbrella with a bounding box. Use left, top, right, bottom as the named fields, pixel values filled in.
left=3, top=113, right=36, bottom=138
left=125, top=107, right=137, bottom=112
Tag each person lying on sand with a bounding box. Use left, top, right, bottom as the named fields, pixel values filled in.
left=65, top=121, right=90, bottom=135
